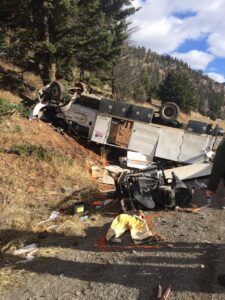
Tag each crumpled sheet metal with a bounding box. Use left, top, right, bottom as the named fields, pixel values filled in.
left=106, top=214, right=152, bottom=241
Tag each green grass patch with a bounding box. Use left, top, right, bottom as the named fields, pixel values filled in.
left=0, top=98, right=29, bottom=118
left=9, top=144, right=72, bottom=163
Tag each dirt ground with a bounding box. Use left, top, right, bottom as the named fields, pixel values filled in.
left=1, top=178, right=225, bottom=300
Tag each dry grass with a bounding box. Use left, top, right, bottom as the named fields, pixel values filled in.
left=0, top=152, right=94, bottom=230
left=0, top=90, right=23, bottom=104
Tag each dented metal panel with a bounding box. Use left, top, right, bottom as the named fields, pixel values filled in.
left=179, top=133, right=210, bottom=163
left=128, top=123, right=161, bottom=158
left=155, top=127, right=184, bottom=161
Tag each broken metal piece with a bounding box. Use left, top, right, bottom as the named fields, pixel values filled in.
left=157, top=284, right=163, bottom=299
left=115, top=167, right=193, bottom=212
left=162, top=286, right=172, bottom=300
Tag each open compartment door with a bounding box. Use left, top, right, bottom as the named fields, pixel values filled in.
left=91, top=115, right=111, bottom=144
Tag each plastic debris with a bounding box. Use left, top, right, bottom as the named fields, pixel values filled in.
left=104, top=165, right=124, bottom=174
left=103, top=199, right=114, bottom=206
left=157, top=284, right=163, bottom=299
left=61, top=186, right=79, bottom=193
left=80, top=215, right=88, bottom=221
left=36, top=211, right=60, bottom=226
left=162, top=285, right=172, bottom=300
left=175, top=204, right=210, bottom=213
left=14, top=243, right=38, bottom=255
left=195, top=179, right=207, bottom=189
left=14, top=243, right=38, bottom=263
left=207, top=198, right=212, bottom=205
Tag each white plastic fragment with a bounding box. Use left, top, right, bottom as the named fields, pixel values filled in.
left=14, top=243, right=38, bottom=255
left=80, top=215, right=88, bottom=221
left=195, top=180, right=207, bottom=189
left=36, top=211, right=60, bottom=226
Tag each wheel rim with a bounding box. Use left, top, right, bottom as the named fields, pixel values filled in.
left=163, top=106, right=176, bottom=118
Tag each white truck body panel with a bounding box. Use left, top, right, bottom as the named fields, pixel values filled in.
left=179, top=133, right=211, bottom=163
left=59, top=104, right=98, bottom=139
left=91, top=114, right=214, bottom=164
left=164, top=163, right=212, bottom=180
left=128, top=122, right=161, bottom=159
left=155, top=127, right=185, bottom=161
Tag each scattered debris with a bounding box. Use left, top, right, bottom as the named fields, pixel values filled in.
left=91, top=165, right=102, bottom=179
left=126, top=151, right=152, bottom=169
left=162, top=285, right=172, bottom=300
left=91, top=165, right=115, bottom=185
left=14, top=243, right=38, bottom=256
left=13, top=243, right=38, bottom=263
left=80, top=215, right=89, bottom=221
left=35, top=211, right=60, bottom=226
left=104, top=165, right=124, bottom=174
left=175, top=204, right=210, bottom=213
left=97, top=172, right=115, bottom=185
left=157, top=284, right=163, bottom=299
left=61, top=186, right=80, bottom=194
left=74, top=202, right=85, bottom=214
left=155, top=284, right=172, bottom=300
left=195, top=180, right=207, bottom=189
left=164, top=163, right=212, bottom=181
left=115, top=166, right=193, bottom=212
left=103, top=199, right=114, bottom=206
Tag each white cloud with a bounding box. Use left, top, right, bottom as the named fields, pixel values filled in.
left=131, top=0, right=225, bottom=56
left=207, top=72, right=225, bottom=83
left=208, top=31, right=225, bottom=57
left=132, top=17, right=184, bottom=53
left=171, top=50, right=214, bottom=70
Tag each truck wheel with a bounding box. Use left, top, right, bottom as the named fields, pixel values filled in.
left=159, top=102, right=180, bottom=122
left=49, top=81, right=65, bottom=103
left=75, top=82, right=87, bottom=93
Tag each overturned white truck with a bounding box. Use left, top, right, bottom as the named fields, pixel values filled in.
left=31, top=81, right=218, bottom=165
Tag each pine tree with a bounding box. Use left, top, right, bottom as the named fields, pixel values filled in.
left=157, top=71, right=197, bottom=113
left=74, top=0, right=137, bottom=79
left=0, top=0, right=77, bottom=84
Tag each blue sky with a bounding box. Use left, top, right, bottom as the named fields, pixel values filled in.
left=131, top=0, right=225, bottom=83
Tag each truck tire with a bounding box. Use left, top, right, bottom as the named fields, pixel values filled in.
left=75, top=82, right=87, bottom=93
left=159, top=102, right=180, bottom=122
left=49, top=81, right=65, bottom=103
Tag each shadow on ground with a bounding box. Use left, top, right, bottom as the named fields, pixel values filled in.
left=1, top=224, right=225, bottom=299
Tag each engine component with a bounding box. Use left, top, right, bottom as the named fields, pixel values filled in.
left=115, top=166, right=193, bottom=212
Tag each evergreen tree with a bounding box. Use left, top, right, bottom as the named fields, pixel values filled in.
left=157, top=71, right=197, bottom=113
left=0, top=0, right=136, bottom=83
left=0, top=0, right=78, bottom=84
left=74, top=0, right=137, bottom=79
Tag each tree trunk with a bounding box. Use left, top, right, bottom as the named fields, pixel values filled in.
left=38, top=2, right=56, bottom=85
left=38, top=54, right=56, bottom=85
